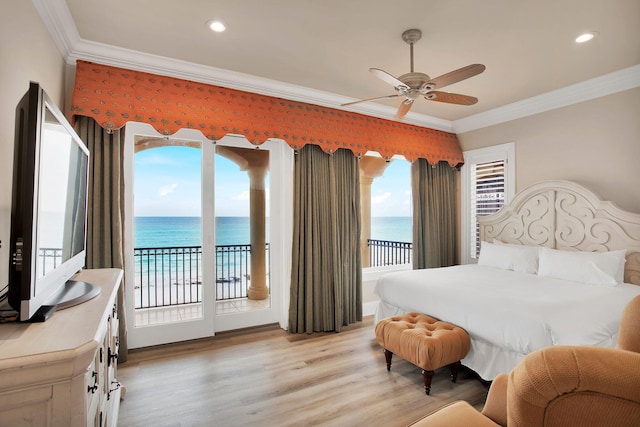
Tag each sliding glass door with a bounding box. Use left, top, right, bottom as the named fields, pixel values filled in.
left=212, top=136, right=287, bottom=332
left=124, top=124, right=215, bottom=348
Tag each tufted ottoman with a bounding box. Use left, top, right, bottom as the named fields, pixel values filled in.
left=375, top=312, right=471, bottom=395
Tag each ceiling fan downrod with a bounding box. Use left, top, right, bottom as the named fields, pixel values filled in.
left=402, top=29, right=422, bottom=73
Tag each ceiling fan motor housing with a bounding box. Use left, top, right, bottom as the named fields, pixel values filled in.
left=398, top=72, right=436, bottom=92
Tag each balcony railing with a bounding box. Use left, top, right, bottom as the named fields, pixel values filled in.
left=41, top=240, right=407, bottom=309
left=38, top=247, right=63, bottom=276
left=367, top=239, right=412, bottom=267
left=133, top=243, right=270, bottom=309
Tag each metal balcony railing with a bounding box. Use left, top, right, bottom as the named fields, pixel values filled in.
left=38, top=247, right=63, bottom=276
left=367, top=239, right=412, bottom=267
left=133, top=243, right=270, bottom=309
left=41, top=240, right=408, bottom=309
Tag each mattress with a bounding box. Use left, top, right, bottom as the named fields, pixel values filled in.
left=374, top=264, right=640, bottom=379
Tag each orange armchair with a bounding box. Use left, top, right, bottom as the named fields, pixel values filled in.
left=410, top=295, right=640, bottom=427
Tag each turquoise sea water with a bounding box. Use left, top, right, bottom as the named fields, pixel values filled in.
left=134, top=216, right=412, bottom=247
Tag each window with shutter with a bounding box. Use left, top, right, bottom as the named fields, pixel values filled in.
left=461, top=143, right=515, bottom=264
left=470, top=160, right=506, bottom=258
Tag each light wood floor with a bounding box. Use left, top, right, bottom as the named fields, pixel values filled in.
left=117, top=316, right=489, bottom=426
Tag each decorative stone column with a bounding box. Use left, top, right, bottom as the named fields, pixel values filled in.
left=360, top=175, right=374, bottom=268
left=359, top=157, right=392, bottom=268
left=247, top=165, right=269, bottom=300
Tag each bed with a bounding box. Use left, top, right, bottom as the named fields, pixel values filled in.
left=374, top=180, right=640, bottom=380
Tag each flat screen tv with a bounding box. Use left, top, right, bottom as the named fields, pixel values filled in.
left=8, top=82, right=99, bottom=322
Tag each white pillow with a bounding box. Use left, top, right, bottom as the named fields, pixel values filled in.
left=477, top=241, right=539, bottom=274
left=611, top=250, right=627, bottom=283
left=537, top=247, right=626, bottom=286
left=493, top=240, right=541, bottom=274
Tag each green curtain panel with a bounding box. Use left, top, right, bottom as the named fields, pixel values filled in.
left=412, top=160, right=458, bottom=269
left=289, top=145, right=362, bottom=333
left=75, top=116, right=129, bottom=362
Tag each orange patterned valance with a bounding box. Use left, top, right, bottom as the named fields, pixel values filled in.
left=70, top=60, right=463, bottom=165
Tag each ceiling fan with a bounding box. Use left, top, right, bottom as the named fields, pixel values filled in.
left=342, top=29, right=485, bottom=120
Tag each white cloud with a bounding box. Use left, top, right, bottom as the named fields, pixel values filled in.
left=158, top=183, right=178, bottom=196
left=372, top=192, right=391, bottom=204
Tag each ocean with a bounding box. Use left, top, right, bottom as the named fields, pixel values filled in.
left=134, top=216, right=412, bottom=247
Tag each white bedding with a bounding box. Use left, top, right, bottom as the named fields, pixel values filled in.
left=374, top=265, right=640, bottom=380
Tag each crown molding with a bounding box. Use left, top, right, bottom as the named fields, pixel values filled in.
left=35, top=0, right=639, bottom=136
left=32, top=0, right=79, bottom=59
left=453, top=64, right=640, bottom=133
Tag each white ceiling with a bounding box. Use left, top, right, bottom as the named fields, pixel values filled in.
left=38, top=0, right=640, bottom=132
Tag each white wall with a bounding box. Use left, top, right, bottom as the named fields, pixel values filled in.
left=0, top=0, right=66, bottom=288
left=458, top=87, right=640, bottom=214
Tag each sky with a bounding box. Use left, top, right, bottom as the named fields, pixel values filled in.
left=134, top=145, right=412, bottom=217
left=370, top=159, right=412, bottom=217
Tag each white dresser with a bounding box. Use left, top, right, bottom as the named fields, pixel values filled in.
left=0, top=268, right=123, bottom=427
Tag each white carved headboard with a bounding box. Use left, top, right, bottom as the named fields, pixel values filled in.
left=479, top=180, right=640, bottom=285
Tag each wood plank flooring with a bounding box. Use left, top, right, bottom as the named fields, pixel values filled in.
left=117, top=316, right=489, bottom=426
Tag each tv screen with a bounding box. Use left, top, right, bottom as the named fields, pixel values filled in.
left=37, top=105, right=88, bottom=274
left=8, top=82, right=98, bottom=322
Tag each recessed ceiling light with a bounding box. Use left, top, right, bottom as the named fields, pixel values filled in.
left=575, top=31, right=598, bottom=43
left=207, top=20, right=226, bottom=33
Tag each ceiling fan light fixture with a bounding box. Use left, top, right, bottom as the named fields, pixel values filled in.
left=575, top=31, right=598, bottom=43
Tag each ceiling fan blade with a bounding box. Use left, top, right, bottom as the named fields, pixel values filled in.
left=429, top=64, right=485, bottom=90
left=425, top=91, right=478, bottom=105
left=395, top=99, right=414, bottom=120
left=370, top=68, right=410, bottom=89
left=341, top=93, right=401, bottom=106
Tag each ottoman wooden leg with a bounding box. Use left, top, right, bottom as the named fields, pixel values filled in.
left=422, top=370, right=434, bottom=395
left=383, top=349, right=393, bottom=371
left=450, top=361, right=461, bottom=383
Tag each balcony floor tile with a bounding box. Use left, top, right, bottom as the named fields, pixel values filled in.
left=135, top=298, right=271, bottom=327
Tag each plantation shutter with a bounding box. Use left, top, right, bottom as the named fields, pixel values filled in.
left=469, top=160, right=505, bottom=259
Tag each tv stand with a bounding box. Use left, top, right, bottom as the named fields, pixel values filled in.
left=0, top=269, right=122, bottom=426
left=52, top=279, right=101, bottom=310
left=28, top=279, right=102, bottom=323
